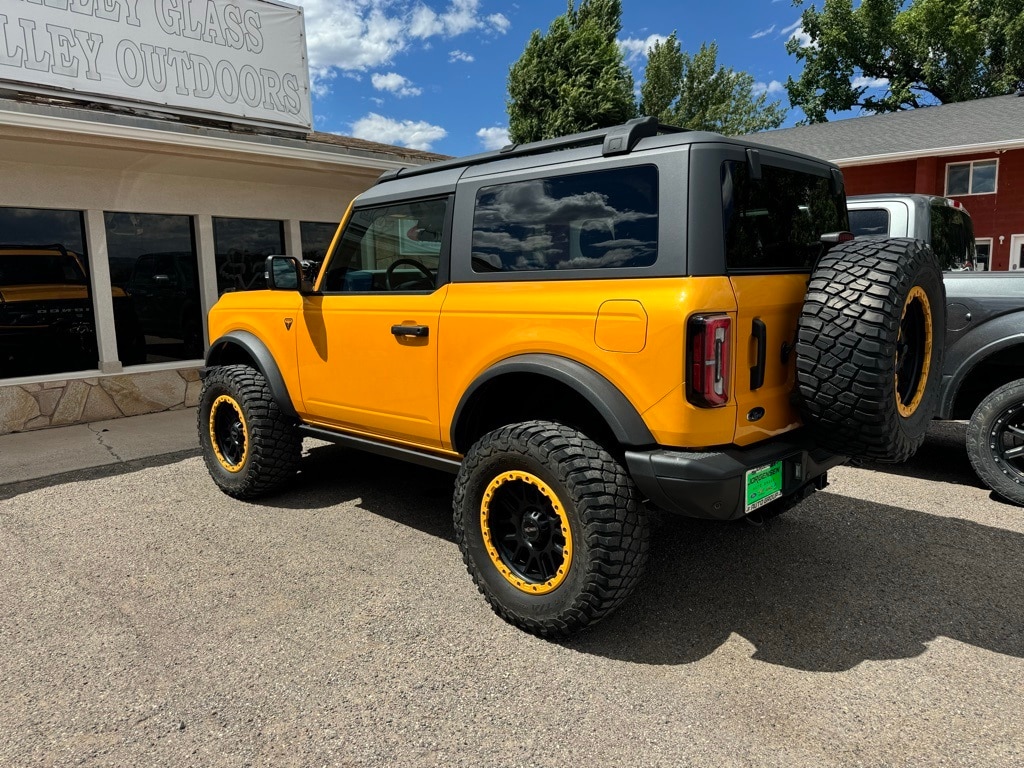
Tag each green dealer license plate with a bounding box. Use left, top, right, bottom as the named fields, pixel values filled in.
left=744, top=461, right=783, bottom=513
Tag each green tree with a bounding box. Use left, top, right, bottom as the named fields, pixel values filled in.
left=640, top=36, right=787, bottom=134
left=787, top=0, right=1024, bottom=123
left=506, top=0, right=636, bottom=143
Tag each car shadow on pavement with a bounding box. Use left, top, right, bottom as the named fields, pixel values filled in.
left=262, top=442, right=456, bottom=540
left=565, top=494, right=1024, bottom=671
left=856, top=421, right=987, bottom=489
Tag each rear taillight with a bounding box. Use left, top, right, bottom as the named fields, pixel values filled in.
left=687, top=314, right=731, bottom=407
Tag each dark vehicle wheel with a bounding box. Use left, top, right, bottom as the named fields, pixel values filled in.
left=453, top=421, right=649, bottom=638
left=795, top=238, right=945, bottom=463
left=966, top=379, right=1024, bottom=507
left=198, top=364, right=301, bottom=499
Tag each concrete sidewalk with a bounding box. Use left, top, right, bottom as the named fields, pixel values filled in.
left=0, top=408, right=199, bottom=486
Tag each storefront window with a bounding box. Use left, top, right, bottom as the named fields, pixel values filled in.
left=213, top=217, right=285, bottom=294
left=105, top=213, right=201, bottom=363
left=0, top=207, right=96, bottom=379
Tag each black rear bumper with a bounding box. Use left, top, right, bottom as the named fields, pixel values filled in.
left=625, top=433, right=847, bottom=521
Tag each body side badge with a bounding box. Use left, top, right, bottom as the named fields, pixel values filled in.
left=284, top=318, right=293, bottom=330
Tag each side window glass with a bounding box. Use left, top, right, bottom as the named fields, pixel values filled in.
left=471, top=166, right=658, bottom=273
left=848, top=208, right=890, bottom=237
left=320, top=198, right=446, bottom=293
left=722, top=160, right=847, bottom=272
left=930, top=203, right=973, bottom=271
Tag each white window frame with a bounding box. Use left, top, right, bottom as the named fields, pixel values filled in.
left=945, top=158, right=999, bottom=196
left=973, top=237, right=992, bottom=271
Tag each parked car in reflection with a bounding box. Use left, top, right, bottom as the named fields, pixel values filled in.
left=0, top=244, right=144, bottom=378
left=126, top=252, right=204, bottom=359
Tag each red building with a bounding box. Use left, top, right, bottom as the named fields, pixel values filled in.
left=750, top=93, right=1024, bottom=271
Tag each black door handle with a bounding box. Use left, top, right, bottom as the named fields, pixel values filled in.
left=391, top=324, right=429, bottom=338
left=750, top=318, right=767, bottom=390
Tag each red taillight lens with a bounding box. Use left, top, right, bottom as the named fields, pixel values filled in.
left=687, top=314, right=731, bottom=407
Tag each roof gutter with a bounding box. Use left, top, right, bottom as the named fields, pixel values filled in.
left=0, top=105, right=411, bottom=172
left=834, top=137, right=1024, bottom=167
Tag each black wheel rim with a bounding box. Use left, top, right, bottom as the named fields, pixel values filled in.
left=989, top=402, right=1024, bottom=485
left=210, top=395, right=248, bottom=472
left=480, top=471, right=572, bottom=594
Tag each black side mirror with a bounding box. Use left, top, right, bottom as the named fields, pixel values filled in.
left=265, top=255, right=310, bottom=292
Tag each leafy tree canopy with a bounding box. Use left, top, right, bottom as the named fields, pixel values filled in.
left=786, top=0, right=1024, bottom=123
left=507, top=0, right=636, bottom=143
left=641, top=36, right=787, bottom=134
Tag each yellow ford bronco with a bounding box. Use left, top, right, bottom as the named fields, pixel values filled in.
left=198, top=118, right=945, bottom=636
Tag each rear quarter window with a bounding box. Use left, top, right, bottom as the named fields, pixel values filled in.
left=848, top=208, right=891, bottom=237
left=722, top=161, right=847, bottom=272
left=471, top=166, right=658, bottom=273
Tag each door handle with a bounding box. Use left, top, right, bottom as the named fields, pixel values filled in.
left=750, top=318, right=767, bottom=390
left=391, top=324, right=429, bottom=338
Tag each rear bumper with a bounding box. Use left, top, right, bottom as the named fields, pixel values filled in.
left=625, top=433, right=847, bottom=521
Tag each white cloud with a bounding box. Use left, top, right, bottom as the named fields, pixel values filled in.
left=751, top=25, right=776, bottom=39
left=853, top=75, right=890, bottom=89
left=753, top=80, right=786, bottom=97
left=371, top=72, right=422, bottom=97
left=449, top=49, right=475, bottom=63
left=781, top=18, right=813, bottom=48
left=301, top=1, right=509, bottom=96
left=476, top=126, right=510, bottom=150
left=618, top=34, right=668, bottom=63
left=351, top=113, right=447, bottom=150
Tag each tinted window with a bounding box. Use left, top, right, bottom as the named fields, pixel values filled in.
left=722, top=161, right=847, bottom=271
left=848, top=208, right=891, bottom=237
left=320, top=198, right=446, bottom=293
left=930, top=204, right=975, bottom=271
left=214, top=217, right=285, bottom=294
left=0, top=208, right=95, bottom=379
left=106, top=213, right=201, bottom=362
left=471, top=166, right=658, bottom=273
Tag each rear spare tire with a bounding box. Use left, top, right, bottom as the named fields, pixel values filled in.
left=795, top=238, right=945, bottom=462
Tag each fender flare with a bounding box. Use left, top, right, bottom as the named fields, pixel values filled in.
left=203, top=330, right=298, bottom=419
left=940, top=318, right=1024, bottom=419
left=450, top=353, right=655, bottom=452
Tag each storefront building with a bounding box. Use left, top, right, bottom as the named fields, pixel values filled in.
left=0, top=0, right=441, bottom=434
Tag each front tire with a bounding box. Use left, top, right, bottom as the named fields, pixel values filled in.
left=198, top=364, right=301, bottom=499
left=966, top=379, right=1024, bottom=507
left=453, top=421, right=649, bottom=638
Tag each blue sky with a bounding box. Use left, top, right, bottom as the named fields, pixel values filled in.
left=299, top=0, right=823, bottom=156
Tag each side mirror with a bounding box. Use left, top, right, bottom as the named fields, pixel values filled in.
left=264, top=255, right=311, bottom=292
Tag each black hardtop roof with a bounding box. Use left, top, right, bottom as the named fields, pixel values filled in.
left=373, top=117, right=841, bottom=188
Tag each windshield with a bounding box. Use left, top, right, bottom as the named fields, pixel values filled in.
left=0, top=251, right=87, bottom=286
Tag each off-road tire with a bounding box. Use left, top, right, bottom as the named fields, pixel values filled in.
left=795, top=238, right=945, bottom=462
left=198, top=364, right=301, bottom=499
left=453, top=421, right=649, bottom=638
left=966, top=378, right=1024, bottom=507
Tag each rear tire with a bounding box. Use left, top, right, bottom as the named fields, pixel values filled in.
left=453, top=421, right=649, bottom=638
left=795, top=238, right=945, bottom=462
left=198, top=364, right=301, bottom=499
left=966, top=379, right=1024, bottom=507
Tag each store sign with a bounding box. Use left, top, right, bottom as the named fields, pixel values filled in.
left=0, top=0, right=311, bottom=131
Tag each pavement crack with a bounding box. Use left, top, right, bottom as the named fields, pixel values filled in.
left=87, top=422, right=126, bottom=462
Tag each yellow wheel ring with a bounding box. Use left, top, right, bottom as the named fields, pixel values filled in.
left=480, top=470, right=573, bottom=595
left=209, top=394, right=249, bottom=473
left=896, top=285, right=933, bottom=418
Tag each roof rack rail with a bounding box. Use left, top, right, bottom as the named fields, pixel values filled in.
left=375, top=116, right=687, bottom=185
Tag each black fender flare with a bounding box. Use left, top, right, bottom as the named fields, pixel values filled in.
left=450, top=354, right=655, bottom=453
left=202, top=330, right=298, bottom=419
left=940, top=318, right=1024, bottom=419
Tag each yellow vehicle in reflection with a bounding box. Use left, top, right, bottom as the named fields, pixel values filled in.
left=0, top=244, right=143, bottom=378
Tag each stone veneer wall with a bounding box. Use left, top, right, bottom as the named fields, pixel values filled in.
left=0, top=368, right=202, bottom=435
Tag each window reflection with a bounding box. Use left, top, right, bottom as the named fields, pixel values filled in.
left=214, top=217, right=284, bottom=294
left=0, top=207, right=97, bottom=378
left=105, top=212, right=201, bottom=362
